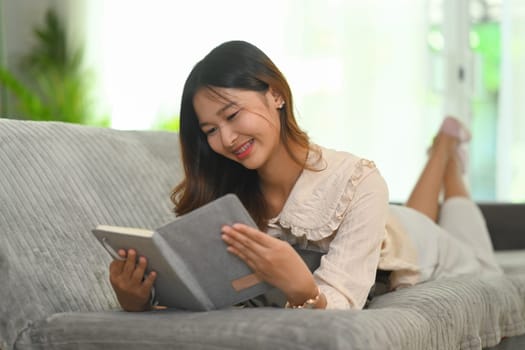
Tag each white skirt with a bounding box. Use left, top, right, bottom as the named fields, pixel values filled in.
left=389, top=197, right=503, bottom=283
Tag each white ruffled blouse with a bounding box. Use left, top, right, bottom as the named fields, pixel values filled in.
left=266, top=145, right=419, bottom=310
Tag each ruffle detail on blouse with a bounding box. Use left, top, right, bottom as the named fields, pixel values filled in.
left=272, top=147, right=378, bottom=242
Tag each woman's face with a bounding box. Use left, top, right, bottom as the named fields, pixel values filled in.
left=193, top=87, right=283, bottom=170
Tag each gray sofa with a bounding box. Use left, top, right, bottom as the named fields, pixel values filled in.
left=1, top=119, right=525, bottom=350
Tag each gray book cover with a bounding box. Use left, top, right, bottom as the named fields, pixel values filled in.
left=92, top=194, right=272, bottom=311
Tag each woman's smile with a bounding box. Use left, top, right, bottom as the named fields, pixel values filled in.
left=233, top=139, right=255, bottom=159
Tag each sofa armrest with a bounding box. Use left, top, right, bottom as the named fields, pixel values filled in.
left=479, top=203, right=525, bottom=250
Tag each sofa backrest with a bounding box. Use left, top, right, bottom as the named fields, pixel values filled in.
left=0, top=119, right=182, bottom=348
left=479, top=203, right=525, bottom=250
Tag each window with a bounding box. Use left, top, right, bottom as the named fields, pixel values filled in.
left=79, top=0, right=523, bottom=202
left=428, top=0, right=524, bottom=202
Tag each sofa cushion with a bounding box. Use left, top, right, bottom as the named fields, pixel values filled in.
left=479, top=204, right=525, bottom=250
left=13, top=274, right=525, bottom=350
left=0, top=120, right=182, bottom=349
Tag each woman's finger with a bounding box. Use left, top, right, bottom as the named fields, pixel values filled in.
left=109, top=249, right=127, bottom=275
left=118, top=249, right=127, bottom=259
left=141, top=270, right=157, bottom=291
left=131, top=256, right=148, bottom=282
left=231, top=223, right=276, bottom=248
left=226, top=245, right=258, bottom=271
left=222, top=226, right=265, bottom=253
left=222, top=230, right=264, bottom=260
left=109, top=260, right=124, bottom=276
left=122, top=249, right=137, bottom=277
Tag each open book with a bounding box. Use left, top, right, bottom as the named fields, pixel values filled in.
left=92, top=194, right=272, bottom=311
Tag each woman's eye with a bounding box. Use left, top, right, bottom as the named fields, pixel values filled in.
left=227, top=111, right=239, bottom=121
left=205, top=127, right=218, bottom=136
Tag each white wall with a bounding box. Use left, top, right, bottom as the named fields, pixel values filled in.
left=75, top=0, right=434, bottom=201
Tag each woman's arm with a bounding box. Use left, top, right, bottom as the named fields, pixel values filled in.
left=314, top=169, right=389, bottom=309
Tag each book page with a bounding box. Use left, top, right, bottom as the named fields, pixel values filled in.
left=95, top=225, right=154, bottom=237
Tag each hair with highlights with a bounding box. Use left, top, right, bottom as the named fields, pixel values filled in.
left=171, top=40, right=311, bottom=228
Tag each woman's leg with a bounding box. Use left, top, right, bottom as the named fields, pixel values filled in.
left=405, top=133, right=459, bottom=222
left=438, top=147, right=501, bottom=274
left=403, top=118, right=501, bottom=278
left=443, top=150, right=469, bottom=199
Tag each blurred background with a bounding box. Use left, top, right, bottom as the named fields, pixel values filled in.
left=0, top=0, right=523, bottom=203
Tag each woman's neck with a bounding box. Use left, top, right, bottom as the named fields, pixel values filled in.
left=258, top=142, right=308, bottom=217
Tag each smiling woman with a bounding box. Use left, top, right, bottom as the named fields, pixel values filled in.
left=107, top=40, right=504, bottom=313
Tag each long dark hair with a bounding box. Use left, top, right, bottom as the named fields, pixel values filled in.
left=171, top=40, right=311, bottom=228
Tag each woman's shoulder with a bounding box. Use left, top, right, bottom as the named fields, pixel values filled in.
left=307, top=145, right=380, bottom=185
left=276, top=145, right=386, bottom=240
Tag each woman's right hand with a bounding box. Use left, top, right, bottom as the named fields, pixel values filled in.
left=109, top=249, right=157, bottom=312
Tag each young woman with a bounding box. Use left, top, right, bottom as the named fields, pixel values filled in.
left=109, top=40, right=502, bottom=311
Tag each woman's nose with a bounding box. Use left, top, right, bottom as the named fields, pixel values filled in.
left=220, top=126, right=238, bottom=148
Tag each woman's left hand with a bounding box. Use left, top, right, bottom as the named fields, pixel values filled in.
left=221, top=223, right=318, bottom=305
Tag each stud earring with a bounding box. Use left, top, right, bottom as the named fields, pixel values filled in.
left=278, top=101, right=285, bottom=109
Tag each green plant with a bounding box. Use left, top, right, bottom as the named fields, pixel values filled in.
left=0, top=8, right=108, bottom=125
left=152, top=114, right=180, bottom=132
left=0, top=68, right=50, bottom=118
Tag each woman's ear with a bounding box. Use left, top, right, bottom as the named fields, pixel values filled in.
left=268, top=87, right=285, bottom=109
